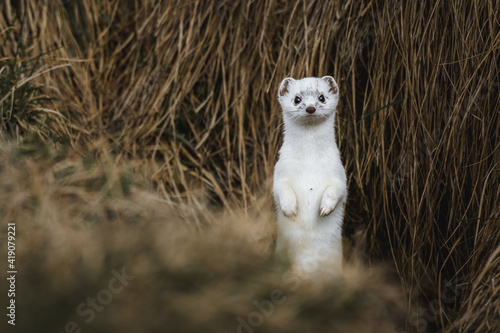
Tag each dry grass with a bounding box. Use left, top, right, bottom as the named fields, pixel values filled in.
left=1, top=0, right=499, bottom=332
left=0, top=143, right=404, bottom=332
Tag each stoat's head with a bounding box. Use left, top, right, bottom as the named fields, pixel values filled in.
left=277, top=76, right=339, bottom=125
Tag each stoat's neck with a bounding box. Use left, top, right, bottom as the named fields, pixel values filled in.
left=282, top=116, right=337, bottom=153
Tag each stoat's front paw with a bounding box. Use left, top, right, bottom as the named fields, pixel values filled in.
left=280, top=195, right=297, bottom=220
left=320, top=187, right=341, bottom=217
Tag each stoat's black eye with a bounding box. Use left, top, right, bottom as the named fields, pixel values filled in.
left=318, top=95, right=325, bottom=103
left=294, top=96, right=301, bottom=105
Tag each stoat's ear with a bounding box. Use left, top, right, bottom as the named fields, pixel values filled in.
left=278, top=77, right=294, bottom=97
left=321, top=76, right=339, bottom=95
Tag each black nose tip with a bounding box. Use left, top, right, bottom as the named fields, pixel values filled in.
left=306, top=107, right=316, bottom=114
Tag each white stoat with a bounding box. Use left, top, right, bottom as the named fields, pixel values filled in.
left=273, top=76, right=347, bottom=276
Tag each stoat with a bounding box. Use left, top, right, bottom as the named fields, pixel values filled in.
left=273, top=76, right=347, bottom=275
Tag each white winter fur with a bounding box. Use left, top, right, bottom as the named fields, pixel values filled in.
left=273, top=76, right=347, bottom=275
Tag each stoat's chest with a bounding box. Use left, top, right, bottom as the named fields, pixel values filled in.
left=275, top=142, right=344, bottom=192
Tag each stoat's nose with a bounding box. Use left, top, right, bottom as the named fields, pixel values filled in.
left=306, top=107, right=316, bottom=114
